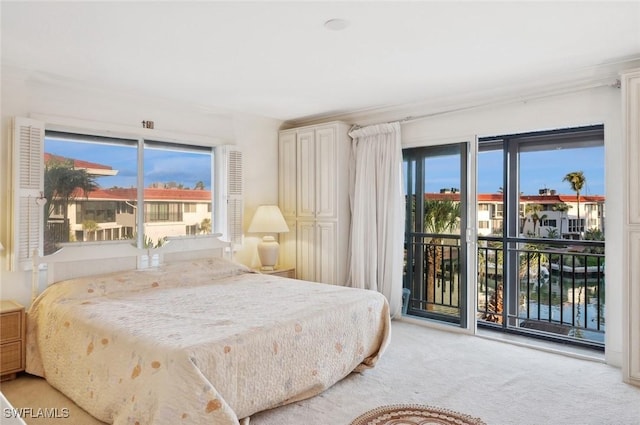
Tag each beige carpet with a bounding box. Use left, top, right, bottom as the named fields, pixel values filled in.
left=2, top=320, right=639, bottom=425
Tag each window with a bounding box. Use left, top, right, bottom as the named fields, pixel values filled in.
left=9, top=117, right=241, bottom=270
left=541, top=219, right=557, bottom=227
left=41, top=132, right=213, bottom=252
left=77, top=201, right=117, bottom=224
left=568, top=218, right=585, bottom=233
left=145, top=203, right=183, bottom=222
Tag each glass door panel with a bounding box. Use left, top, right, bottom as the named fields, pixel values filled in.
left=403, top=143, right=468, bottom=326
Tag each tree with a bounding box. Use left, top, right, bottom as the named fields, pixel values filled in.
left=551, top=202, right=571, bottom=237
left=546, top=228, right=559, bottom=239
left=194, top=181, right=205, bottom=190
left=199, top=218, right=212, bottom=234
left=563, top=171, right=586, bottom=237
left=424, top=199, right=460, bottom=310
left=539, top=213, right=548, bottom=236
left=82, top=220, right=100, bottom=241
left=483, top=284, right=504, bottom=324
left=45, top=159, right=98, bottom=248
left=531, top=210, right=547, bottom=237
left=519, top=243, right=548, bottom=280
left=524, top=203, right=542, bottom=236
left=584, top=227, right=605, bottom=254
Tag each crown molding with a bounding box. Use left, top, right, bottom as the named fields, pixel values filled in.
left=284, top=56, right=640, bottom=129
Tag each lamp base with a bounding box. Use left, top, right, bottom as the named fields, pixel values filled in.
left=257, top=236, right=279, bottom=271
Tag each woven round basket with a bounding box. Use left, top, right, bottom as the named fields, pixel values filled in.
left=350, top=404, right=487, bottom=425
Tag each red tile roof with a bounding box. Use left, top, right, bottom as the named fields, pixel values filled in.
left=73, top=187, right=211, bottom=202
left=422, top=193, right=604, bottom=202
left=45, top=153, right=114, bottom=171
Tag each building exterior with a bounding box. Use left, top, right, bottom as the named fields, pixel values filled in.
left=426, top=188, right=605, bottom=239
left=48, top=187, right=212, bottom=244
left=475, top=188, right=605, bottom=238
left=45, top=153, right=213, bottom=248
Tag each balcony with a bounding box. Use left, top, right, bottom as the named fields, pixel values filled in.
left=404, top=233, right=605, bottom=348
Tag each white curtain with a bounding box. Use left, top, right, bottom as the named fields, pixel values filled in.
left=348, top=122, right=405, bottom=318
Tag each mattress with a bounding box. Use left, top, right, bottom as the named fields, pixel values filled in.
left=26, top=257, right=390, bottom=424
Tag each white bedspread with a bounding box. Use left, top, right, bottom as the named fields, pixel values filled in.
left=26, top=258, right=390, bottom=424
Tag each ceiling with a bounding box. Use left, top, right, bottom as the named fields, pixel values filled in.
left=2, top=1, right=639, bottom=123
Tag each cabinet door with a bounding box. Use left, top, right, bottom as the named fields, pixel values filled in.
left=279, top=131, right=297, bottom=217
left=278, top=218, right=297, bottom=269
left=624, top=71, right=640, bottom=224
left=628, top=231, right=640, bottom=385
left=622, top=68, right=640, bottom=387
left=315, top=126, right=338, bottom=219
left=296, top=220, right=316, bottom=282
left=315, top=221, right=337, bottom=285
left=297, top=130, right=316, bottom=218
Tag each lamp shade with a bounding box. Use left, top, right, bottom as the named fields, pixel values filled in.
left=248, top=206, right=289, bottom=271
left=247, top=205, right=289, bottom=234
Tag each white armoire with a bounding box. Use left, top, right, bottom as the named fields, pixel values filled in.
left=278, top=121, right=351, bottom=285
left=622, top=68, right=640, bottom=387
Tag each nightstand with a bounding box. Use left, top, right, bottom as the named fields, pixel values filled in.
left=258, top=267, right=296, bottom=279
left=0, top=300, right=26, bottom=381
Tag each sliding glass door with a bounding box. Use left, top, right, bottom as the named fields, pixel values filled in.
left=476, top=125, right=605, bottom=348
left=403, top=143, right=469, bottom=327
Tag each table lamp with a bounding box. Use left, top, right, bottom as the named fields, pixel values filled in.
left=247, top=205, right=289, bottom=270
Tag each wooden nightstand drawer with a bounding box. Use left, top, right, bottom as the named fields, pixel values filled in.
left=0, top=300, right=26, bottom=380
left=0, top=311, right=23, bottom=343
left=0, top=341, right=23, bottom=372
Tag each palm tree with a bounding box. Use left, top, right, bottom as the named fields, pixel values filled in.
left=524, top=203, right=542, bottom=236
left=584, top=227, right=605, bottom=254
left=534, top=212, right=548, bottom=237
left=45, top=159, right=98, bottom=247
left=551, top=202, right=571, bottom=238
left=424, top=199, right=460, bottom=310
left=199, top=217, right=212, bottom=234
left=563, top=171, right=586, bottom=237
left=82, top=220, right=100, bottom=241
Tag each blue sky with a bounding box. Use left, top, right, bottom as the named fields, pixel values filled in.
left=46, top=138, right=604, bottom=196
left=421, top=146, right=604, bottom=196
left=45, top=138, right=212, bottom=190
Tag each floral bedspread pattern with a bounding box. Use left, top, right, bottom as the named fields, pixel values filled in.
left=26, top=257, right=390, bottom=424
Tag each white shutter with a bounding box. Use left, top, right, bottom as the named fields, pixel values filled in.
left=215, top=145, right=243, bottom=249
left=10, top=117, right=45, bottom=271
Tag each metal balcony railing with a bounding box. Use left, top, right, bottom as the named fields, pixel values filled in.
left=478, top=236, right=605, bottom=348
left=404, top=233, right=605, bottom=348
left=404, top=232, right=463, bottom=323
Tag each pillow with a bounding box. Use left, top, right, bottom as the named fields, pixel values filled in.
left=34, top=256, right=253, bottom=305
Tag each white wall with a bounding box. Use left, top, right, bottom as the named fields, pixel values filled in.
left=231, top=114, right=283, bottom=269
left=325, top=85, right=625, bottom=367
left=0, top=71, right=282, bottom=306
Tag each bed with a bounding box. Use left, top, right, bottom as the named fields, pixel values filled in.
left=25, top=235, right=391, bottom=425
